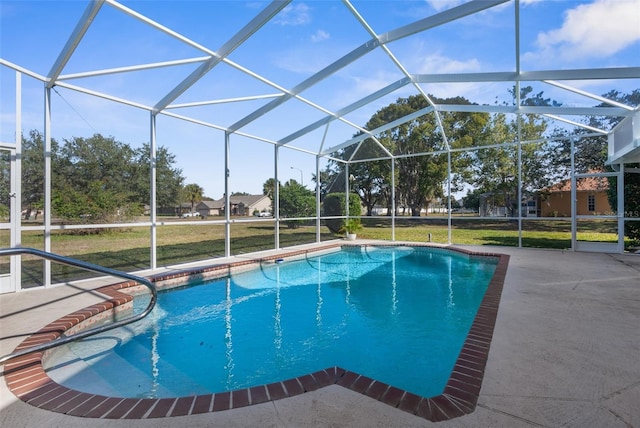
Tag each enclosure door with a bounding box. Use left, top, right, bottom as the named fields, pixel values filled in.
left=0, top=147, right=17, bottom=293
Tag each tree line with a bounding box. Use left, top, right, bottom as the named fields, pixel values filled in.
left=16, top=130, right=196, bottom=223
left=5, top=86, right=638, bottom=242
left=318, top=88, right=639, bottom=227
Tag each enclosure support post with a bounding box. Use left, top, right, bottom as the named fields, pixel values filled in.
left=570, top=139, right=577, bottom=251
left=345, top=163, right=350, bottom=220
left=517, top=115, right=523, bottom=248
left=515, top=74, right=523, bottom=248
left=447, top=151, right=452, bottom=244
left=617, top=163, right=624, bottom=253
left=150, top=112, right=157, bottom=270
left=274, top=145, right=280, bottom=250
left=224, top=132, right=231, bottom=257
left=515, top=6, right=523, bottom=248
left=391, top=159, right=396, bottom=242
left=11, top=72, right=23, bottom=291
left=315, top=155, right=321, bottom=243
left=43, top=85, right=52, bottom=286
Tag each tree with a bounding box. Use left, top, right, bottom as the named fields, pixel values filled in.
left=21, top=130, right=58, bottom=219
left=311, top=166, right=340, bottom=200
left=448, top=196, right=461, bottom=209
left=56, top=134, right=136, bottom=196
left=131, top=143, right=184, bottom=210
left=462, top=188, right=483, bottom=213
left=0, top=150, right=9, bottom=220
left=608, top=169, right=640, bottom=244
left=278, top=180, right=315, bottom=228
left=21, top=131, right=185, bottom=223
left=342, top=94, right=489, bottom=216
left=322, top=192, right=362, bottom=233
left=53, top=134, right=142, bottom=222
left=262, top=178, right=279, bottom=200
left=471, top=86, right=556, bottom=216
left=551, top=89, right=640, bottom=175
left=53, top=180, right=137, bottom=223
left=182, top=183, right=204, bottom=212
left=332, top=140, right=391, bottom=216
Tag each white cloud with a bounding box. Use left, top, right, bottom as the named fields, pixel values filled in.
left=526, top=0, right=640, bottom=63
left=341, top=53, right=482, bottom=105
left=425, top=0, right=464, bottom=12
left=351, top=70, right=403, bottom=97
left=425, top=0, right=516, bottom=12
left=273, top=3, right=311, bottom=26
left=411, top=52, right=488, bottom=101
left=311, top=29, right=330, bottom=43
left=418, top=52, right=481, bottom=74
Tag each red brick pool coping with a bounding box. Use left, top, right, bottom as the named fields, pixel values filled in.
left=2, top=243, right=509, bottom=422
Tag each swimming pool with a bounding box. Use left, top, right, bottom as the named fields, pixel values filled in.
left=7, top=244, right=509, bottom=421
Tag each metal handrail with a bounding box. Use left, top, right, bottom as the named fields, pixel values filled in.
left=0, top=247, right=157, bottom=364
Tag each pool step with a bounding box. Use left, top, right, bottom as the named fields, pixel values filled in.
left=45, top=332, right=208, bottom=398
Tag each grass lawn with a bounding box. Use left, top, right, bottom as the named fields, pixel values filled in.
left=3, top=217, right=626, bottom=288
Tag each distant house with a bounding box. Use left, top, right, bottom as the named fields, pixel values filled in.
left=539, top=175, right=612, bottom=217
left=195, top=200, right=220, bottom=217
left=196, top=195, right=272, bottom=217
left=176, top=202, right=194, bottom=216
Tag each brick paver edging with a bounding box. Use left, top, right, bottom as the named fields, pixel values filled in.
left=2, top=244, right=508, bottom=422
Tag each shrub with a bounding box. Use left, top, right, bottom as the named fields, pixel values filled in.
left=322, top=192, right=362, bottom=233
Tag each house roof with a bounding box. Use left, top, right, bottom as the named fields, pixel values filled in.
left=545, top=176, right=610, bottom=193
left=199, top=195, right=270, bottom=209
left=196, top=200, right=219, bottom=209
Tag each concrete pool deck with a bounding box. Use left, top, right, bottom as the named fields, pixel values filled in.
left=1, top=243, right=639, bottom=427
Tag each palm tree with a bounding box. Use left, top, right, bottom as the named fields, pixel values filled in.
left=183, top=183, right=203, bottom=212
left=262, top=177, right=279, bottom=199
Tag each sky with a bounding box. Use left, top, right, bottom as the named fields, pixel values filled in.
left=1, top=0, right=639, bottom=199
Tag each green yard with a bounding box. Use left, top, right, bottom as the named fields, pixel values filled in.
left=3, top=217, right=625, bottom=288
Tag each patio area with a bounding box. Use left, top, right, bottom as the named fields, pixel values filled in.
left=1, top=244, right=639, bottom=427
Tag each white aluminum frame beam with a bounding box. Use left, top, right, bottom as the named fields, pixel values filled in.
left=520, top=67, right=640, bottom=81
left=381, top=0, right=509, bottom=42
left=229, top=0, right=509, bottom=134
left=412, top=67, right=640, bottom=84
left=277, top=77, right=411, bottom=147
left=543, top=80, right=636, bottom=111
left=167, top=93, right=284, bottom=110
left=413, top=72, right=518, bottom=83
left=345, top=0, right=452, bottom=151
left=519, top=106, right=629, bottom=116
left=0, top=58, right=45, bottom=81
left=153, top=0, right=291, bottom=113
left=322, top=106, right=435, bottom=156
left=228, top=39, right=382, bottom=133
left=53, top=80, right=153, bottom=111
left=56, top=56, right=210, bottom=81
left=543, top=115, right=608, bottom=135
left=46, top=0, right=106, bottom=88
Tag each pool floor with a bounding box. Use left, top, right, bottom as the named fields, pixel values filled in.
left=2, top=243, right=509, bottom=422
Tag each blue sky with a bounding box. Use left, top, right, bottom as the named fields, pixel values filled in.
left=1, top=0, right=639, bottom=199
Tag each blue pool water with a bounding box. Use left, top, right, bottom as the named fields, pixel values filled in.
left=45, top=246, right=497, bottom=399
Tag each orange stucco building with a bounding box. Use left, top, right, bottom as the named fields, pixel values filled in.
left=539, top=176, right=612, bottom=217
